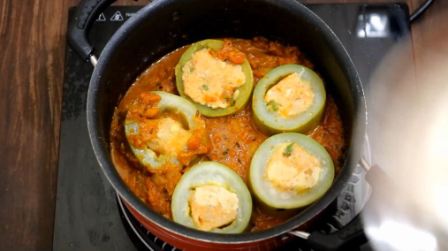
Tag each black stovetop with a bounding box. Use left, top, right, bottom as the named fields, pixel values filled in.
left=53, top=3, right=410, bottom=251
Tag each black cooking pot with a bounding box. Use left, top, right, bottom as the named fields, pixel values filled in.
left=69, top=0, right=367, bottom=250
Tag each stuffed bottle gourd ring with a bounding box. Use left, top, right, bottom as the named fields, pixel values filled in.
left=249, top=133, right=334, bottom=209
left=171, top=161, right=252, bottom=233
left=252, top=64, right=326, bottom=134
left=175, top=39, right=254, bottom=117
left=124, top=91, right=208, bottom=171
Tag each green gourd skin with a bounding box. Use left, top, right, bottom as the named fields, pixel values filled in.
left=252, top=64, right=326, bottom=134
left=175, top=39, right=254, bottom=117
left=124, top=91, right=198, bottom=170
left=249, top=133, right=334, bottom=209
left=171, top=161, right=253, bottom=233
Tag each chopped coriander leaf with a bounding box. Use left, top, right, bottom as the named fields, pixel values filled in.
left=283, top=143, right=294, bottom=157
left=267, top=100, right=279, bottom=112
left=201, top=84, right=209, bottom=91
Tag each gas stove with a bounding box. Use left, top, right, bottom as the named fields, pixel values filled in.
left=53, top=3, right=410, bottom=251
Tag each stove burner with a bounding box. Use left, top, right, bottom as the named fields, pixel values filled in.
left=117, top=196, right=180, bottom=251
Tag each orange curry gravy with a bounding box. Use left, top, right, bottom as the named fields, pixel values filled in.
left=110, top=37, right=345, bottom=232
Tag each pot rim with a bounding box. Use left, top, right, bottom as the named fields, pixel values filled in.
left=86, top=0, right=366, bottom=244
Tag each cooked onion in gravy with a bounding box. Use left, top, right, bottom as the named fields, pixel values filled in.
left=110, top=37, right=345, bottom=232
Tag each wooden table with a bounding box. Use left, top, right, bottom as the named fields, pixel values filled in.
left=0, top=0, right=446, bottom=250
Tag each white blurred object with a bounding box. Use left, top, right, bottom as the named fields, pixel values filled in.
left=362, top=28, right=448, bottom=250
left=366, top=220, right=437, bottom=251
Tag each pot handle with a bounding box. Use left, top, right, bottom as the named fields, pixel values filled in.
left=68, top=0, right=116, bottom=64
left=289, top=214, right=367, bottom=251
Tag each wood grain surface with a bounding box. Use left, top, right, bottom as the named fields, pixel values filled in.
left=0, top=0, right=445, bottom=250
